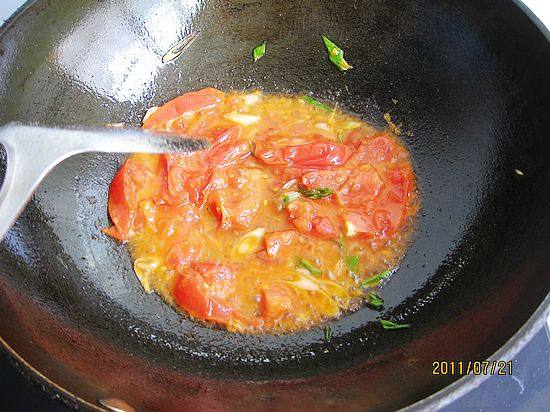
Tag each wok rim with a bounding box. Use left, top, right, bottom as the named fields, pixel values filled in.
left=1, top=295, right=548, bottom=411
left=0, top=0, right=549, bottom=410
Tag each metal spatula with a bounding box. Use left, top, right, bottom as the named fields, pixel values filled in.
left=0, top=123, right=208, bottom=240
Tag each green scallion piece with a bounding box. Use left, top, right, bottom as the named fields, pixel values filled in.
left=346, top=255, right=359, bottom=273
left=379, top=319, right=411, bottom=330
left=282, top=191, right=301, bottom=205
left=253, top=41, right=266, bottom=62
left=298, top=258, right=322, bottom=276
left=324, top=325, right=332, bottom=342
left=322, top=35, right=352, bottom=71
left=299, top=187, right=333, bottom=199
left=367, top=292, right=384, bottom=309
left=362, top=269, right=392, bottom=286
left=301, top=95, right=333, bottom=112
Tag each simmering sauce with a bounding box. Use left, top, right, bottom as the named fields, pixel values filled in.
left=105, top=88, right=418, bottom=333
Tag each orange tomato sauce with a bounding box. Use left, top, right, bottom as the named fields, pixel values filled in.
left=105, top=88, right=419, bottom=333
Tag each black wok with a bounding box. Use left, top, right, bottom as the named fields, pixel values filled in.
left=0, top=0, right=549, bottom=410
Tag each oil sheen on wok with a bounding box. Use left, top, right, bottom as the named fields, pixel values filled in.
left=104, top=88, right=419, bottom=333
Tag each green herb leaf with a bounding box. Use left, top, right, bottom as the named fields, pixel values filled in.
left=367, top=292, right=384, bottom=309
left=362, top=269, right=392, bottom=286
left=301, top=95, right=333, bottom=112
left=335, top=238, right=345, bottom=250
left=298, top=258, right=322, bottom=276
left=322, top=36, right=352, bottom=71
left=253, top=41, right=266, bottom=62
left=324, top=325, right=332, bottom=342
left=379, top=319, right=411, bottom=330
left=299, top=187, right=334, bottom=199
left=282, top=191, right=301, bottom=205
left=346, top=255, right=359, bottom=273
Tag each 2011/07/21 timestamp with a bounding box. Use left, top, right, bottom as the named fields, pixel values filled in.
left=432, top=360, right=513, bottom=376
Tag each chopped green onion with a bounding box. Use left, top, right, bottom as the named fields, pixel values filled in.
left=253, top=41, right=266, bottom=62
left=298, top=258, right=322, bottom=276
left=367, top=292, right=384, bottom=309
left=282, top=191, right=301, bottom=205
left=301, top=95, right=333, bottom=112
left=324, top=325, right=332, bottom=342
left=322, top=35, right=352, bottom=71
left=379, top=319, right=411, bottom=330
left=362, top=269, right=392, bottom=286
left=299, top=187, right=333, bottom=199
left=346, top=255, right=359, bottom=273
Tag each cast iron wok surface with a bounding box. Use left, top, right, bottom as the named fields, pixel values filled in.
left=0, top=0, right=549, bottom=410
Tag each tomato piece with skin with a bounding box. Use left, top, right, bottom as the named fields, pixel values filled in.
left=105, top=159, right=151, bottom=241
left=344, top=164, right=414, bottom=238
left=354, top=133, right=399, bottom=164
left=378, top=164, right=414, bottom=230
left=336, top=165, right=384, bottom=212
left=311, top=216, right=338, bottom=238
left=173, top=273, right=235, bottom=323
left=255, top=135, right=354, bottom=169
left=301, top=169, right=351, bottom=191
left=287, top=199, right=339, bottom=239
left=174, top=262, right=262, bottom=327
left=261, top=285, right=296, bottom=321
left=160, top=153, right=210, bottom=206
left=143, top=88, right=225, bottom=130
left=207, top=137, right=251, bottom=169
left=264, top=230, right=296, bottom=257
left=208, top=167, right=262, bottom=231
left=173, top=262, right=235, bottom=323
left=167, top=242, right=202, bottom=272
left=344, top=126, right=371, bottom=147
left=287, top=199, right=316, bottom=234
left=344, top=210, right=377, bottom=238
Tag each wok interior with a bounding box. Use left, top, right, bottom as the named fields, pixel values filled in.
left=0, top=0, right=549, bottom=410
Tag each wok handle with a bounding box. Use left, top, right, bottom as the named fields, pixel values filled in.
left=0, top=123, right=207, bottom=241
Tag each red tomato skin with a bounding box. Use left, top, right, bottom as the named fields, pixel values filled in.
left=160, top=153, right=210, bottom=206
left=379, top=164, right=414, bottom=230
left=173, top=262, right=262, bottom=328
left=261, top=285, right=295, bottom=320
left=353, top=133, right=398, bottom=164
left=287, top=200, right=339, bottom=239
left=344, top=211, right=377, bottom=238
left=336, top=166, right=384, bottom=212
left=173, top=274, right=234, bottom=323
left=312, top=216, right=338, bottom=238
left=143, top=88, right=225, bottom=129
left=264, top=230, right=296, bottom=257
left=255, top=136, right=354, bottom=169
left=105, top=159, right=149, bottom=241
left=301, top=169, right=351, bottom=191
left=287, top=199, right=316, bottom=234
left=207, top=167, right=261, bottom=231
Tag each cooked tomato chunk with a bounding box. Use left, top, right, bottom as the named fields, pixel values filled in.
left=208, top=167, right=262, bottom=230
left=336, top=166, right=384, bottom=211
left=143, top=88, right=225, bottom=130
left=264, top=230, right=296, bottom=257
left=105, top=159, right=155, bottom=241
left=261, top=285, right=295, bottom=320
left=301, top=169, right=351, bottom=191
